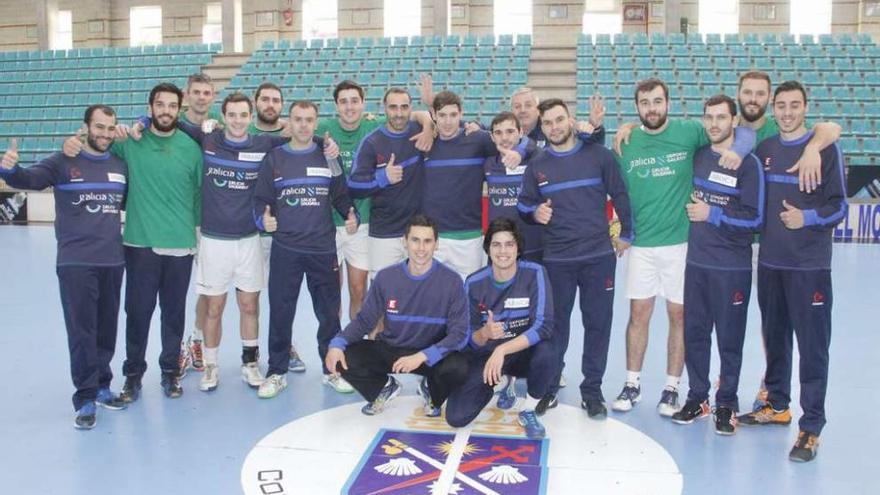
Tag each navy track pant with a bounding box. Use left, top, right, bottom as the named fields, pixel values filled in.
left=122, top=247, right=193, bottom=377
left=758, top=265, right=832, bottom=435
left=445, top=340, right=557, bottom=427
left=57, top=265, right=124, bottom=411
left=683, top=263, right=751, bottom=410
left=267, top=244, right=341, bottom=377
left=544, top=254, right=616, bottom=401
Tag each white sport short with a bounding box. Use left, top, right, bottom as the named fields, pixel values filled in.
left=368, top=235, right=407, bottom=277
left=434, top=236, right=486, bottom=280
left=260, top=234, right=272, bottom=285
left=625, top=243, right=687, bottom=304
left=195, top=235, right=264, bottom=296
left=336, top=223, right=370, bottom=272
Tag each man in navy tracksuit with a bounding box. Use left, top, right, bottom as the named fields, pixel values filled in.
left=423, top=91, right=529, bottom=279
left=324, top=215, right=469, bottom=416
left=445, top=218, right=556, bottom=439
left=738, top=81, right=846, bottom=463
left=518, top=99, right=633, bottom=419
left=253, top=100, right=358, bottom=399
left=670, top=95, right=764, bottom=435
left=347, top=88, right=428, bottom=276
left=1, top=105, right=128, bottom=429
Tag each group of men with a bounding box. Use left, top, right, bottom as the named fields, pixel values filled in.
left=0, top=66, right=844, bottom=464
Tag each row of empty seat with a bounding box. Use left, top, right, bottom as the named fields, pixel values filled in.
left=261, top=34, right=532, bottom=50
left=580, top=32, right=875, bottom=46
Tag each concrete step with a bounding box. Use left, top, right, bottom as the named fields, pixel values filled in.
left=202, top=53, right=252, bottom=92
left=528, top=74, right=575, bottom=87
left=529, top=47, right=577, bottom=61
left=529, top=60, right=576, bottom=74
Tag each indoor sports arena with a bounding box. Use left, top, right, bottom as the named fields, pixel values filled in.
left=1, top=1, right=877, bottom=494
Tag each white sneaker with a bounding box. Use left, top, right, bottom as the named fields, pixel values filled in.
left=323, top=374, right=355, bottom=394
left=241, top=362, right=265, bottom=388
left=199, top=363, right=219, bottom=392
left=258, top=374, right=287, bottom=399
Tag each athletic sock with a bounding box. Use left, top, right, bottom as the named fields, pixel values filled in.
left=626, top=370, right=641, bottom=387
left=522, top=396, right=539, bottom=411
left=192, top=328, right=204, bottom=341
left=241, top=342, right=259, bottom=364
left=203, top=346, right=219, bottom=366
left=665, top=375, right=681, bottom=391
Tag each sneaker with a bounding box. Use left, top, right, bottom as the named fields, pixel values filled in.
left=257, top=373, right=287, bottom=399
left=74, top=402, right=97, bottom=430
left=581, top=399, right=608, bottom=419
left=611, top=383, right=641, bottom=412
left=161, top=373, right=183, bottom=398
left=241, top=362, right=265, bottom=388
left=119, top=376, right=142, bottom=404
left=361, top=377, right=401, bottom=416
left=323, top=374, right=355, bottom=394
left=189, top=338, right=205, bottom=372
left=178, top=342, right=191, bottom=379
left=535, top=394, right=558, bottom=416
left=200, top=363, right=219, bottom=392
left=657, top=388, right=682, bottom=417
left=96, top=388, right=127, bottom=410
left=496, top=375, right=517, bottom=410
left=517, top=410, right=546, bottom=439
left=671, top=400, right=711, bottom=424
left=714, top=406, right=737, bottom=435
left=789, top=431, right=820, bottom=462
left=737, top=405, right=792, bottom=426
left=752, top=387, right=769, bottom=412
left=417, top=377, right=441, bottom=417
left=288, top=346, right=306, bottom=373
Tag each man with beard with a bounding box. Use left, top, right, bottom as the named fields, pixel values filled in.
left=253, top=100, right=358, bottom=399
left=518, top=99, right=633, bottom=419
left=670, top=95, right=764, bottom=436
left=737, top=81, right=846, bottom=463
left=735, top=71, right=841, bottom=411
left=611, top=78, right=756, bottom=417
left=348, top=88, right=428, bottom=276
left=250, top=82, right=286, bottom=135
left=1, top=105, right=129, bottom=429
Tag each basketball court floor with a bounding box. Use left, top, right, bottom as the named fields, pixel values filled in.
left=1, top=225, right=875, bottom=494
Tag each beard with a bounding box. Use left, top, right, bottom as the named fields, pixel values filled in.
left=739, top=102, right=767, bottom=123
left=86, top=134, right=111, bottom=152
left=639, top=111, right=668, bottom=130
left=153, top=114, right=178, bottom=133
left=258, top=109, right=280, bottom=126
left=547, top=129, right=573, bottom=146
left=708, top=128, right=733, bottom=144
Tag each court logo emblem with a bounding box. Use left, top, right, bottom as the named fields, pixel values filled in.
left=344, top=429, right=546, bottom=494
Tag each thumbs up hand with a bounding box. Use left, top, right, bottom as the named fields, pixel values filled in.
left=482, top=310, right=506, bottom=340
left=1, top=138, right=19, bottom=169
left=780, top=199, right=804, bottom=230
left=262, top=205, right=277, bottom=233
left=345, top=207, right=358, bottom=234
left=322, top=132, right=340, bottom=159
left=499, top=147, right=522, bottom=169
left=686, top=192, right=710, bottom=222
left=535, top=198, right=553, bottom=225
left=62, top=126, right=86, bottom=157
left=385, top=153, right=403, bottom=185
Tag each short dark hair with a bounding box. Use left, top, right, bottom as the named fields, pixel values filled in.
left=774, top=80, right=808, bottom=105
left=186, top=73, right=213, bottom=89
left=737, top=71, right=772, bottom=92
left=255, top=82, right=283, bottom=103
left=703, top=94, right=737, bottom=117
left=432, top=90, right=462, bottom=113
left=483, top=217, right=524, bottom=258
left=404, top=214, right=438, bottom=240
left=83, top=104, right=116, bottom=125
left=149, top=82, right=183, bottom=107
left=490, top=111, right=520, bottom=132
left=289, top=99, right=319, bottom=115
left=383, top=87, right=411, bottom=105
left=222, top=92, right=253, bottom=115
left=334, top=80, right=365, bottom=102
left=537, top=98, right=568, bottom=117
left=634, top=78, right=669, bottom=104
